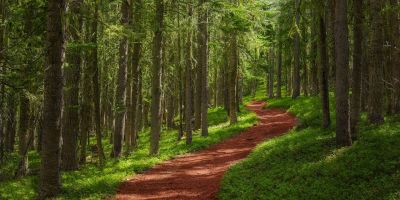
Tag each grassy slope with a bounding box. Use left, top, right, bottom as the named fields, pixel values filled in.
left=219, top=95, right=400, bottom=200
left=0, top=106, right=257, bottom=200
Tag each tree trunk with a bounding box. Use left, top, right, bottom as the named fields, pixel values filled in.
left=350, top=0, right=363, bottom=140
left=80, top=63, right=92, bottom=164
left=16, top=93, right=30, bottom=177
left=6, top=92, right=16, bottom=152
left=367, top=0, right=385, bottom=124
left=112, top=0, right=130, bottom=158
left=269, top=49, right=275, bottom=98
left=311, top=15, right=319, bottom=96
left=185, top=3, right=193, bottom=144
left=0, top=0, right=5, bottom=163
left=319, top=3, right=331, bottom=129
left=389, top=0, right=400, bottom=113
left=198, top=0, right=209, bottom=137
left=39, top=0, right=65, bottom=198
left=150, top=0, right=164, bottom=155
left=228, top=34, right=238, bottom=124
left=334, top=0, right=352, bottom=147
left=91, top=4, right=105, bottom=165
left=277, top=43, right=282, bottom=98
left=292, top=0, right=301, bottom=99
left=62, top=0, right=83, bottom=171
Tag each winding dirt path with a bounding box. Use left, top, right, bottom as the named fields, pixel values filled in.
left=115, top=101, right=296, bottom=200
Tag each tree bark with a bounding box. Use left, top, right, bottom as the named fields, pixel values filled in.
left=80, top=58, right=92, bottom=164
left=228, top=34, right=238, bottom=124
left=62, top=0, right=83, bottom=171
left=277, top=43, right=282, bottom=98
left=112, top=0, right=130, bottom=158
left=389, top=0, right=400, bottom=113
left=319, top=2, right=331, bottom=129
left=198, top=0, right=209, bottom=137
left=6, top=92, right=16, bottom=152
left=334, top=0, right=352, bottom=147
left=185, top=3, right=193, bottom=144
left=350, top=0, right=363, bottom=140
left=311, top=15, right=319, bottom=96
left=292, top=0, right=301, bottom=99
left=91, top=4, right=105, bottom=165
left=39, top=0, right=65, bottom=198
left=269, top=49, right=275, bottom=98
left=150, top=0, right=164, bottom=155
left=367, top=0, right=385, bottom=124
left=16, top=93, right=30, bottom=177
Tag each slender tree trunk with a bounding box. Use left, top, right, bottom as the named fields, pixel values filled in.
left=292, top=0, right=301, bottom=99
left=80, top=61, right=92, bottom=164
left=91, top=4, right=105, bottom=165
left=16, top=94, right=30, bottom=177
left=350, top=0, right=363, bottom=140
left=319, top=3, right=331, bottom=129
left=125, top=46, right=133, bottom=153
left=228, top=34, right=238, bottom=124
left=185, top=3, right=193, bottom=144
left=0, top=0, right=5, bottom=163
left=39, top=0, right=65, bottom=198
left=198, top=0, right=209, bottom=137
left=328, top=0, right=336, bottom=86
left=334, top=0, right=352, bottom=147
left=269, top=49, right=275, bottom=98
left=6, top=92, right=16, bottom=152
left=277, top=43, right=282, bottom=98
left=367, top=0, right=385, bottom=124
left=389, top=0, right=400, bottom=113
left=112, top=0, right=130, bottom=158
left=150, top=0, right=164, bottom=155
left=311, top=16, right=319, bottom=96
left=62, top=0, right=82, bottom=171
left=177, top=4, right=184, bottom=140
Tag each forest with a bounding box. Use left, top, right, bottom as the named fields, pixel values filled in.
left=0, top=0, right=400, bottom=199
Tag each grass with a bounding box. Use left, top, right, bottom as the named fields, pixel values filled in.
left=0, top=105, right=257, bottom=200
left=219, top=95, right=400, bottom=200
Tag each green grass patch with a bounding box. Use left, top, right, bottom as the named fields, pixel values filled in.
left=0, top=106, right=257, bottom=200
left=219, top=96, right=400, bottom=200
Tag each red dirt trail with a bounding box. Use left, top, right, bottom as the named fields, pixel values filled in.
left=115, top=101, right=296, bottom=200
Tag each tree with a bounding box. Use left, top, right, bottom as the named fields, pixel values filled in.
left=90, top=2, right=105, bottom=165
left=112, top=0, right=130, bottom=158
left=388, top=0, right=400, bottom=113
left=318, top=1, right=330, bottom=129
left=38, top=0, right=65, bottom=198
left=277, top=43, right=283, bottom=98
left=198, top=0, right=209, bottom=137
left=334, top=0, right=351, bottom=146
left=62, top=0, right=83, bottom=170
left=228, top=34, right=238, bottom=124
left=185, top=1, right=194, bottom=145
left=150, top=0, right=164, bottom=155
left=367, top=0, right=385, bottom=124
left=350, top=0, right=363, bottom=140
left=292, top=0, right=301, bottom=99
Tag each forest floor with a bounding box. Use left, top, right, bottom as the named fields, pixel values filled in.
left=115, top=101, right=296, bottom=200
left=219, top=96, right=400, bottom=200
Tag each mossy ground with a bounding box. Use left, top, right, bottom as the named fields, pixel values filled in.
left=219, top=95, right=400, bottom=200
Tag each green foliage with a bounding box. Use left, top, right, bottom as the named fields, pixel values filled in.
left=0, top=106, right=257, bottom=200
left=219, top=96, right=400, bottom=200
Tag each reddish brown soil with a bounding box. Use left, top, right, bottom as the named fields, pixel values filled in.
left=115, top=101, right=296, bottom=200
